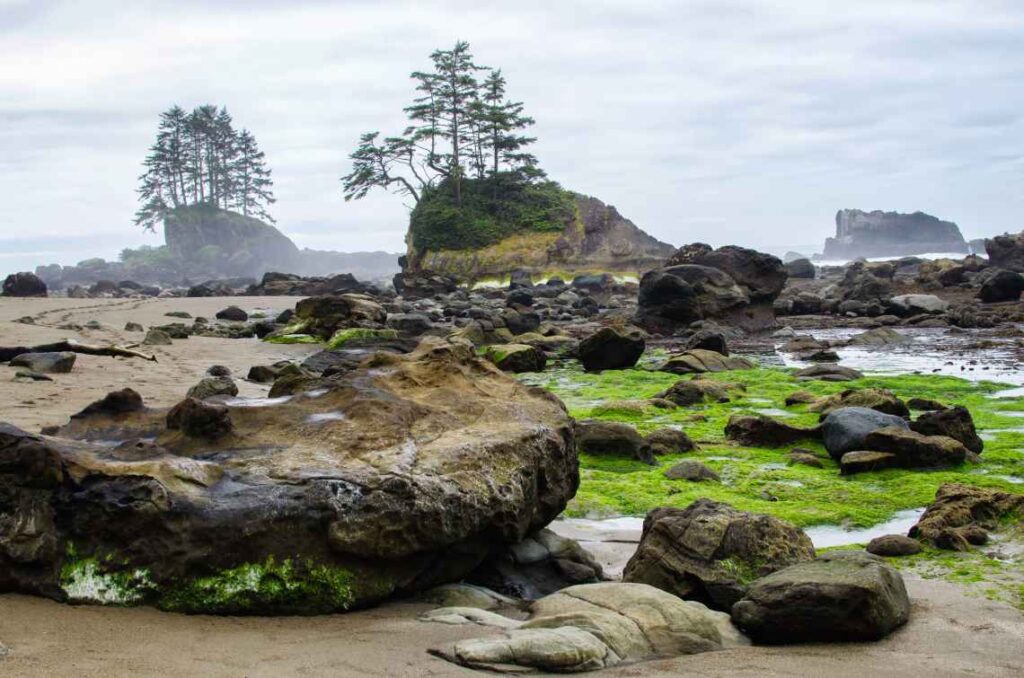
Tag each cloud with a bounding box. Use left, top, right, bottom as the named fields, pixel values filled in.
left=1, top=0, right=1023, bottom=275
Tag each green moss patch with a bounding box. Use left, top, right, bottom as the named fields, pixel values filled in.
left=159, top=557, right=357, bottom=615
left=264, top=333, right=320, bottom=345
left=326, top=328, right=398, bottom=349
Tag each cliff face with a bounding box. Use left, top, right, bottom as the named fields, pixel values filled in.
left=164, top=204, right=301, bottom=278
left=410, top=193, right=674, bottom=281
left=822, top=209, right=967, bottom=259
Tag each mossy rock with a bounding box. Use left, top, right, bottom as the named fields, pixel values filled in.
left=326, top=328, right=399, bottom=349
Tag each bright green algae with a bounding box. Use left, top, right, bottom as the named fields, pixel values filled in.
left=519, top=362, right=1024, bottom=528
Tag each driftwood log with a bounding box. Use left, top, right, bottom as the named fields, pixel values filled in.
left=0, top=340, right=157, bottom=363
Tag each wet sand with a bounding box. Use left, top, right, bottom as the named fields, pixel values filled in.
left=0, top=295, right=319, bottom=431
left=1, top=296, right=1023, bottom=676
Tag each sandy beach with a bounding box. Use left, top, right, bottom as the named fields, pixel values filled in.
left=1, top=295, right=1023, bottom=677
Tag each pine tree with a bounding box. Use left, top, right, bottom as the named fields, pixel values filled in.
left=134, top=104, right=275, bottom=229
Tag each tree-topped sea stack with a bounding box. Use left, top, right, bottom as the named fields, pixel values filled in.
left=342, top=42, right=673, bottom=284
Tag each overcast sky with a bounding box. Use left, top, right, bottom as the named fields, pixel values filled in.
left=2, top=0, right=1023, bottom=275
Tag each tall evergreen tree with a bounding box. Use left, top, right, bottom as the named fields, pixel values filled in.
left=342, top=42, right=541, bottom=208
left=134, top=104, right=275, bottom=230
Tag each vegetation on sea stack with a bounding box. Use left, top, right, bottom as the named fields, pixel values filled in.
left=342, top=41, right=560, bottom=254
left=135, top=104, right=276, bottom=230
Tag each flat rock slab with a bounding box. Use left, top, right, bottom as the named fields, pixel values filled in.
left=9, top=351, right=75, bottom=374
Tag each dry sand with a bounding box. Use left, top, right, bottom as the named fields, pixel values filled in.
left=1, top=295, right=1022, bottom=677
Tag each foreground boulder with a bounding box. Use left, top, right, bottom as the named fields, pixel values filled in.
left=978, top=269, right=1024, bottom=303
left=2, top=272, right=47, bottom=297
left=622, top=500, right=815, bottom=610
left=485, top=344, right=547, bottom=373
left=578, top=326, right=645, bottom=372
left=575, top=421, right=653, bottom=464
left=0, top=339, right=576, bottom=613
left=433, top=583, right=743, bottom=673
left=731, top=551, right=910, bottom=644
left=909, top=483, right=1024, bottom=550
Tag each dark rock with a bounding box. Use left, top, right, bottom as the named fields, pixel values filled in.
left=978, top=269, right=1024, bottom=303
left=907, top=397, right=947, bottom=411
left=864, top=426, right=968, bottom=468
left=660, top=349, right=752, bottom=374
left=505, top=288, right=534, bottom=307
left=166, top=397, right=234, bottom=439
left=485, top=344, right=547, bottom=373
left=71, top=388, right=145, bottom=419
left=909, top=483, right=1024, bottom=550
left=839, top=450, right=898, bottom=474
left=578, top=326, right=645, bottom=372
left=787, top=449, right=823, bottom=468
left=622, top=500, right=815, bottom=610
left=14, top=370, right=52, bottom=382
left=508, top=269, right=533, bottom=289
left=792, top=364, right=864, bottom=382
left=571, top=273, right=616, bottom=294
left=663, top=459, right=719, bottom=482
left=645, top=428, right=696, bottom=455
left=142, top=329, right=172, bottom=346
left=393, top=271, right=457, bottom=299
left=910, top=406, right=982, bottom=454
left=185, top=376, right=239, bottom=400
left=724, top=415, right=820, bottom=447
left=293, top=294, right=387, bottom=339
left=666, top=244, right=787, bottom=301
left=206, top=365, right=232, bottom=377
left=215, top=306, right=248, bottom=322
left=124, top=322, right=144, bottom=332
left=731, top=551, right=910, bottom=643
left=809, top=388, right=909, bottom=419
left=467, top=529, right=602, bottom=600
left=575, top=420, right=654, bottom=464
left=386, top=313, right=434, bottom=335
left=9, top=352, right=75, bottom=374
left=2, top=272, right=47, bottom=297
left=247, top=361, right=300, bottom=383
left=984, top=232, right=1024, bottom=272
left=866, top=534, right=922, bottom=557
left=821, top=407, right=910, bottom=460
left=684, top=330, right=729, bottom=355
left=784, top=258, right=815, bottom=279
left=657, top=379, right=737, bottom=406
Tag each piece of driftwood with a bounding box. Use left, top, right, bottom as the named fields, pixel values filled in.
left=0, top=340, right=157, bottom=363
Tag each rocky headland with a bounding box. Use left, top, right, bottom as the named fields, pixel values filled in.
left=820, top=209, right=969, bottom=260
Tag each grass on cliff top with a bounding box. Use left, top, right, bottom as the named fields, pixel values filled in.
left=518, top=361, right=1024, bottom=528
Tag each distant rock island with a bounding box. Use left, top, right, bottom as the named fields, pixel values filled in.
left=820, top=209, right=968, bottom=260
left=407, top=191, right=675, bottom=282
left=34, top=204, right=401, bottom=290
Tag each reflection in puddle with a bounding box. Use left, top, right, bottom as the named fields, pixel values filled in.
left=803, top=508, right=925, bottom=548
left=307, top=411, right=345, bottom=424
left=223, top=395, right=293, bottom=408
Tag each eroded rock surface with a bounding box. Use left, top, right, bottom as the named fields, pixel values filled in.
left=0, top=339, right=576, bottom=614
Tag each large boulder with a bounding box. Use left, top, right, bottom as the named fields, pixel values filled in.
left=978, top=269, right=1024, bottom=303
left=622, top=501, right=815, bottom=610
left=785, top=258, right=815, bottom=279
left=637, top=245, right=786, bottom=332
left=578, top=326, right=645, bottom=372
left=888, top=294, right=948, bottom=316
left=821, top=407, right=910, bottom=460
left=433, top=583, right=741, bottom=673
left=731, top=551, right=910, bottom=644
left=575, top=420, right=654, bottom=464
left=0, top=339, right=577, bottom=613
left=909, top=483, right=1024, bottom=550
left=846, top=327, right=911, bottom=347
left=984, top=231, right=1024, bottom=272
left=290, top=294, right=387, bottom=339
left=792, top=364, right=864, bottom=382
left=392, top=271, right=458, bottom=299
left=724, top=414, right=820, bottom=447
left=2, top=272, right=47, bottom=297
left=656, top=378, right=738, bottom=406
left=910, top=406, right=983, bottom=454
left=864, top=426, right=968, bottom=468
